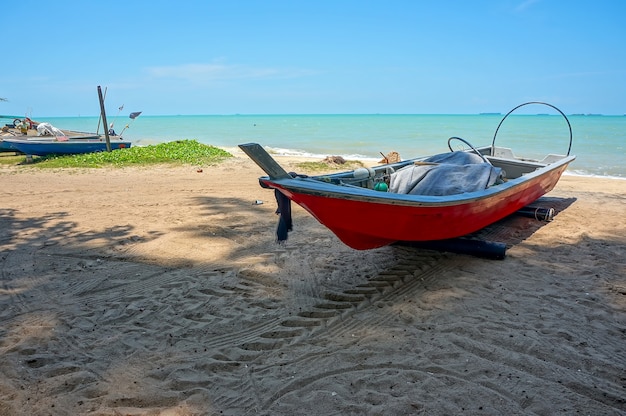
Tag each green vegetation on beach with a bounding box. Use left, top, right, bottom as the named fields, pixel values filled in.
left=0, top=140, right=232, bottom=168
left=295, top=160, right=364, bottom=173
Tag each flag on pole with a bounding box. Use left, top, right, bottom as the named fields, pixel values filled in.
left=129, top=111, right=142, bottom=119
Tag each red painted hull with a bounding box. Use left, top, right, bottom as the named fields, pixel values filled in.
left=260, top=160, right=571, bottom=250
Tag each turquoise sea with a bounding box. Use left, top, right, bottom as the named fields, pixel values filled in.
left=15, top=113, right=626, bottom=178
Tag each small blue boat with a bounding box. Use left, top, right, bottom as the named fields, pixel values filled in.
left=1, top=137, right=132, bottom=156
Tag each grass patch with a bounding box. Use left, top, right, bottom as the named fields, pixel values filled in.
left=294, top=160, right=364, bottom=174
left=4, top=140, right=232, bottom=168
left=0, top=154, right=24, bottom=165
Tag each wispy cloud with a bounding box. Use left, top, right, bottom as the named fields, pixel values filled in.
left=145, top=62, right=317, bottom=83
left=514, top=0, right=541, bottom=12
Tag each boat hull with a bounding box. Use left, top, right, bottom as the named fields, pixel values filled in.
left=2, top=139, right=132, bottom=156
left=259, top=158, right=572, bottom=250
left=0, top=140, right=16, bottom=152
left=240, top=101, right=576, bottom=251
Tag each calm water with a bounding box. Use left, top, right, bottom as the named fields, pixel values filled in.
left=11, top=112, right=626, bottom=178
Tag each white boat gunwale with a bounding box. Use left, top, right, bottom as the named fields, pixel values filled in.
left=260, top=149, right=575, bottom=208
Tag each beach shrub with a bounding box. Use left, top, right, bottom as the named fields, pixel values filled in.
left=15, top=140, right=232, bottom=168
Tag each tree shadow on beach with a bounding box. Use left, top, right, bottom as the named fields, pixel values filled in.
left=2, top=192, right=625, bottom=415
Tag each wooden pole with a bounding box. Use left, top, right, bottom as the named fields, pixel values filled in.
left=96, top=87, right=107, bottom=135
left=97, top=86, right=112, bottom=152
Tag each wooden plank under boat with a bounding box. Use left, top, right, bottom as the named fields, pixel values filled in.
left=240, top=102, right=576, bottom=250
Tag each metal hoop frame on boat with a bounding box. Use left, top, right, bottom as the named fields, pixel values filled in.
left=492, top=101, right=573, bottom=156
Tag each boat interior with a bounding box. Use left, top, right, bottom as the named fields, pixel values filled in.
left=479, top=146, right=566, bottom=179
left=320, top=145, right=566, bottom=184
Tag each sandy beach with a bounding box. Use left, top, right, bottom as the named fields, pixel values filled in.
left=0, top=152, right=624, bottom=415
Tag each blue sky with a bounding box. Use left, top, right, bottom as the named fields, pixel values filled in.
left=3, top=1, right=625, bottom=116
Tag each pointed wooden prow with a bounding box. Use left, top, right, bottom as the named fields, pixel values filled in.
left=238, top=143, right=292, bottom=179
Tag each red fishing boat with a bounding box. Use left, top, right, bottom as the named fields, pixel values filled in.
left=240, top=102, right=575, bottom=250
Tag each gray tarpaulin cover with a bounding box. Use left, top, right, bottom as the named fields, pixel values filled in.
left=389, top=151, right=503, bottom=196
